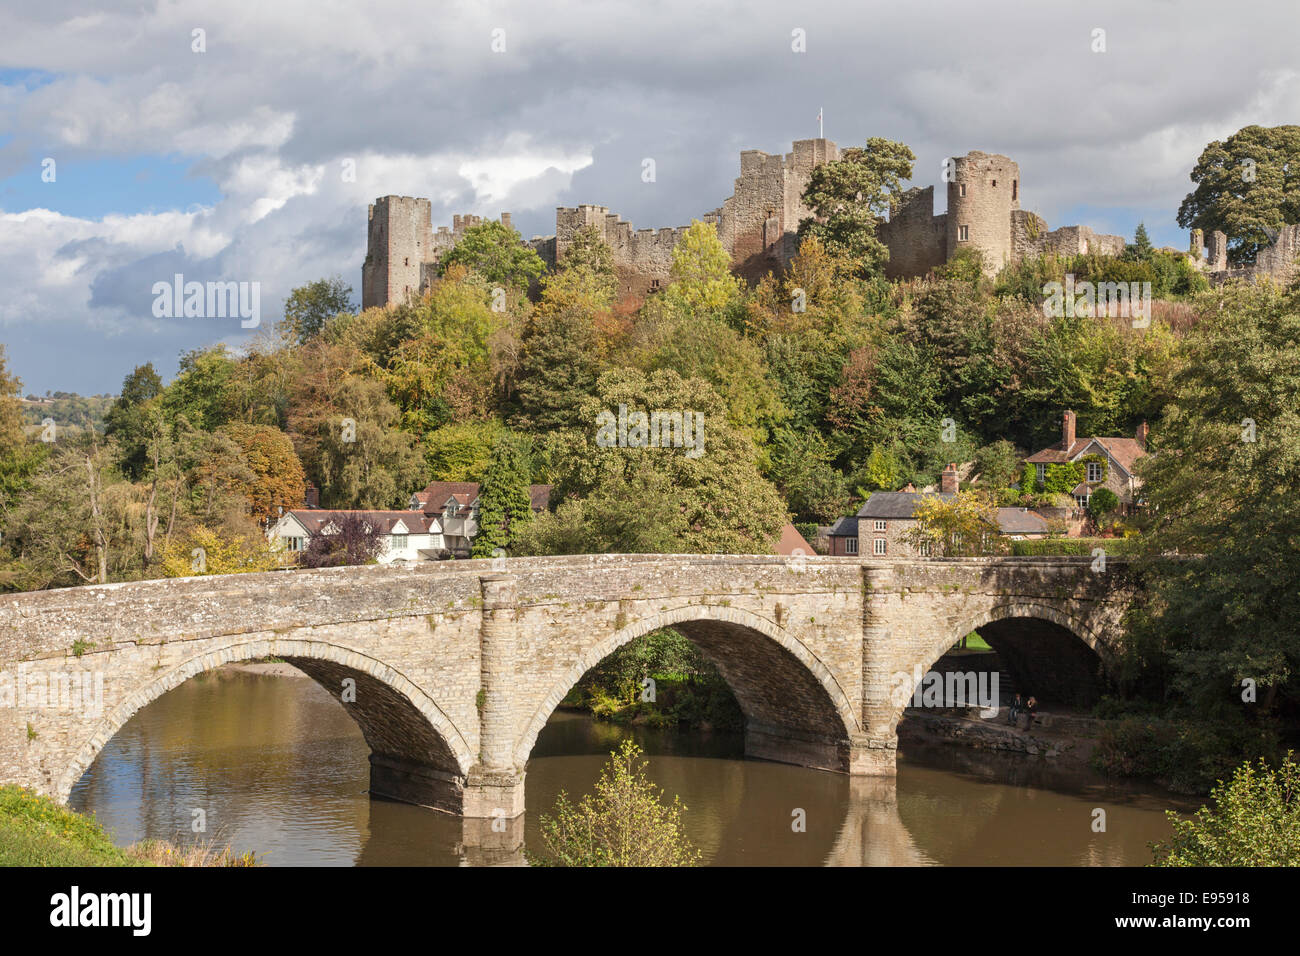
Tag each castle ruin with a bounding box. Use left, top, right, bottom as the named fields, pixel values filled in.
left=362, top=138, right=1292, bottom=308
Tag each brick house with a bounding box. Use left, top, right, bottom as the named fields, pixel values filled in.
left=1024, top=411, right=1149, bottom=513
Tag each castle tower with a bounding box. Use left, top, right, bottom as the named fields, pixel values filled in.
left=946, top=151, right=1019, bottom=274
left=362, top=196, right=433, bottom=309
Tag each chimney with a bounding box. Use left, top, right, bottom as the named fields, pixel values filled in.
left=1063, top=410, right=1077, bottom=450
left=304, top=483, right=319, bottom=509
left=1136, top=421, right=1149, bottom=450
left=940, top=463, right=959, bottom=495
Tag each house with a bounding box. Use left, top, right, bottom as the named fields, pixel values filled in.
left=269, top=480, right=553, bottom=563
left=411, top=481, right=552, bottom=557
left=829, top=465, right=1051, bottom=557
left=1024, top=411, right=1149, bottom=513
left=267, top=509, right=445, bottom=564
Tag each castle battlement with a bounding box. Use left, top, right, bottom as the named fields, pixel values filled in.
left=362, top=138, right=1143, bottom=307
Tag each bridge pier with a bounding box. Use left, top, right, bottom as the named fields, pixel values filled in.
left=464, top=573, right=527, bottom=821
left=367, top=754, right=466, bottom=815
left=856, top=564, right=901, bottom=776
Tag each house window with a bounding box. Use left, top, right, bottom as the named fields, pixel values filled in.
left=874, top=520, right=887, bottom=532
left=873, top=538, right=887, bottom=556
left=445, top=502, right=458, bottom=517
left=286, top=536, right=305, bottom=552
left=919, top=539, right=932, bottom=557
left=1075, top=494, right=1090, bottom=509
left=1035, top=463, right=1046, bottom=482
left=958, top=225, right=969, bottom=242
left=390, top=534, right=408, bottom=550
left=845, top=538, right=858, bottom=555
left=1086, top=462, right=1103, bottom=482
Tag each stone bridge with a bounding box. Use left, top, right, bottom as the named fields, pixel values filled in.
left=0, top=554, right=1135, bottom=834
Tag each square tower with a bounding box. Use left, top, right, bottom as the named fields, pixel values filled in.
left=362, top=196, right=433, bottom=309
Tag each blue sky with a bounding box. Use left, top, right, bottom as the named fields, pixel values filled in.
left=0, top=0, right=1296, bottom=395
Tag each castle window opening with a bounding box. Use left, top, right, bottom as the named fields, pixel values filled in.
left=1012, top=180, right=1018, bottom=200
left=958, top=225, right=969, bottom=242
left=992, top=179, right=997, bottom=187
left=959, top=184, right=967, bottom=197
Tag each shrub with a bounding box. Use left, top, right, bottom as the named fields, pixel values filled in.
left=533, top=740, right=702, bottom=867
left=1011, top=537, right=1143, bottom=557
left=1151, top=754, right=1300, bottom=866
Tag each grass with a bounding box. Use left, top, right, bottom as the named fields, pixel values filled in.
left=0, top=785, right=257, bottom=867
left=947, top=631, right=992, bottom=654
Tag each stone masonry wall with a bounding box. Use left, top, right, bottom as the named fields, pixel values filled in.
left=0, top=555, right=1134, bottom=813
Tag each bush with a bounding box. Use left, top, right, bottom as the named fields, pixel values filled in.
left=1151, top=754, right=1300, bottom=865
left=533, top=741, right=702, bottom=866
left=1092, top=716, right=1282, bottom=794
left=1010, top=537, right=1143, bottom=556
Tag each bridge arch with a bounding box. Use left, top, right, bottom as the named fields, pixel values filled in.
left=514, top=603, right=861, bottom=770
left=57, top=636, right=474, bottom=805
left=897, top=601, right=1110, bottom=727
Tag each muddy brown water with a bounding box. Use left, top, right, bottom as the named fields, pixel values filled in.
left=68, top=669, right=1189, bottom=866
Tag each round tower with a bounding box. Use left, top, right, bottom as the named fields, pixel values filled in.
left=946, top=152, right=1020, bottom=274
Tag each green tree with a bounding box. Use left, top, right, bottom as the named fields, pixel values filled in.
left=512, top=307, right=602, bottom=430
left=438, top=220, right=546, bottom=291
left=1087, top=487, right=1119, bottom=523
left=662, top=220, right=742, bottom=314
left=472, top=432, right=534, bottom=557
left=973, top=440, right=1021, bottom=492
left=161, top=347, right=239, bottom=433
left=1136, top=281, right=1300, bottom=716
left=1127, top=222, right=1154, bottom=261
left=1177, top=125, right=1300, bottom=265
left=423, top=420, right=504, bottom=481
left=534, top=740, right=701, bottom=867
left=798, top=138, right=916, bottom=278
left=903, top=490, right=1006, bottom=557
left=1152, top=755, right=1300, bottom=866
left=528, top=368, right=786, bottom=555
left=312, top=377, right=425, bottom=509
left=281, top=276, right=354, bottom=344
left=104, top=363, right=164, bottom=479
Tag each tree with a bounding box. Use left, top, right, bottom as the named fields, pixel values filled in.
left=281, top=276, right=354, bottom=344
left=161, top=526, right=280, bottom=577
left=298, top=512, right=385, bottom=568
left=162, top=346, right=239, bottom=433
left=1152, top=754, right=1300, bottom=866
left=215, top=423, right=306, bottom=523
left=903, top=490, right=1006, bottom=557
left=973, top=440, right=1022, bottom=492
left=0, top=346, right=40, bottom=511
left=798, top=138, right=916, bottom=278
left=662, top=220, right=742, bottom=314
left=1127, top=222, right=1154, bottom=261
left=1177, top=125, right=1300, bottom=266
left=533, top=740, right=701, bottom=867
left=438, top=221, right=546, bottom=291
left=471, top=432, right=534, bottom=557
left=765, top=427, right=848, bottom=523
left=1136, top=281, right=1300, bottom=717
left=312, top=377, right=425, bottom=509
left=423, top=420, right=504, bottom=481
left=535, top=368, right=787, bottom=555
left=511, top=307, right=603, bottom=430
left=104, top=363, right=164, bottom=479
left=1087, top=487, right=1119, bottom=524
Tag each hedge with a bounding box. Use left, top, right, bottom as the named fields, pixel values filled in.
left=1011, top=537, right=1143, bottom=557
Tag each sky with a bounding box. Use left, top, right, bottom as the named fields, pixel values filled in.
left=0, top=0, right=1296, bottom=395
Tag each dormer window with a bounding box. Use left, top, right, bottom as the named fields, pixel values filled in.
left=1086, top=462, right=1103, bottom=482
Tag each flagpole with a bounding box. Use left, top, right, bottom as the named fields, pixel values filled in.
left=818, top=108, right=823, bottom=139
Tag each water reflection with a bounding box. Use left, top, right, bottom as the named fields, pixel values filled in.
left=70, top=669, right=1184, bottom=866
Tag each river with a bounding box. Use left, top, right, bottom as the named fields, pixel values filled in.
left=68, top=667, right=1187, bottom=866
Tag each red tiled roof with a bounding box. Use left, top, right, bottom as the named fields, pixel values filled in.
left=1026, top=436, right=1148, bottom=475
left=774, top=522, right=814, bottom=555
left=416, top=481, right=551, bottom=514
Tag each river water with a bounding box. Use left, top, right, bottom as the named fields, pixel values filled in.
left=69, top=668, right=1187, bottom=866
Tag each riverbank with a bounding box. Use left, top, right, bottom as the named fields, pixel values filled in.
left=0, top=786, right=257, bottom=866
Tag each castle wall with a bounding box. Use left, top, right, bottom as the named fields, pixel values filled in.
left=879, top=187, right=947, bottom=279
left=362, top=141, right=1150, bottom=305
